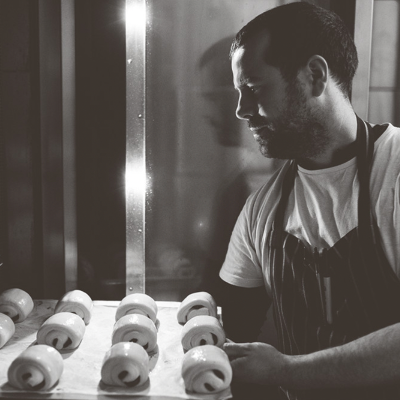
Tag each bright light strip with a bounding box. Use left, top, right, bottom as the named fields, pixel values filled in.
left=126, top=1, right=146, bottom=31
left=125, top=164, right=147, bottom=196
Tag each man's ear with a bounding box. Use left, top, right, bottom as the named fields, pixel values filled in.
left=307, top=55, right=328, bottom=97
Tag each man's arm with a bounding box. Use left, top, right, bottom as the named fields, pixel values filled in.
left=218, top=278, right=271, bottom=343
left=224, top=322, right=400, bottom=388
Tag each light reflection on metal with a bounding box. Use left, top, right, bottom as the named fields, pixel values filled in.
left=125, top=163, right=147, bottom=197
left=126, top=0, right=146, bottom=31
left=61, top=0, right=77, bottom=292
left=126, top=0, right=146, bottom=294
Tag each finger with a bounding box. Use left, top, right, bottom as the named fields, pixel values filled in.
left=222, top=342, right=249, bottom=359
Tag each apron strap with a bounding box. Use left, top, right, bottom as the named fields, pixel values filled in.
left=271, top=160, right=297, bottom=248
left=356, top=116, right=377, bottom=244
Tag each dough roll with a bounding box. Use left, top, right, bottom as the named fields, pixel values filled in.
left=37, top=312, right=86, bottom=350
left=8, top=344, right=64, bottom=391
left=101, top=342, right=149, bottom=388
left=181, top=315, right=226, bottom=352
left=0, top=288, right=34, bottom=323
left=115, top=293, right=158, bottom=324
left=54, top=290, right=93, bottom=325
left=177, top=292, right=217, bottom=325
left=0, top=313, right=15, bottom=348
left=181, top=345, right=232, bottom=394
left=112, top=314, right=157, bottom=353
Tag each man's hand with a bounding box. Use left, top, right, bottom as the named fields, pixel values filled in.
left=223, top=341, right=288, bottom=386
left=224, top=323, right=400, bottom=390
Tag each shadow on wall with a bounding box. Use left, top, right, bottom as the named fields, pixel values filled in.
left=198, top=36, right=241, bottom=147
left=193, top=36, right=250, bottom=296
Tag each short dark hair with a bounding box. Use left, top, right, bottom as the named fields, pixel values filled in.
left=230, top=2, right=358, bottom=98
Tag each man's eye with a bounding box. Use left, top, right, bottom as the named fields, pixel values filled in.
left=248, top=86, right=259, bottom=94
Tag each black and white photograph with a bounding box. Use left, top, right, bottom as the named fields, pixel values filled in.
left=0, top=0, right=399, bottom=399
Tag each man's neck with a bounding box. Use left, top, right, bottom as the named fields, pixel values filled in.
left=298, top=109, right=358, bottom=170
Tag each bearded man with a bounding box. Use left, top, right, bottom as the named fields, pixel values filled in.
left=218, top=2, right=400, bottom=400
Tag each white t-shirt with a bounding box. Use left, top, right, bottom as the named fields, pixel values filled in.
left=219, top=124, right=400, bottom=297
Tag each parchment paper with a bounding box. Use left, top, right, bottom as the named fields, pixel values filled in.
left=0, top=300, right=232, bottom=399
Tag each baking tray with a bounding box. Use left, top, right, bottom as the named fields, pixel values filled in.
left=0, top=300, right=232, bottom=400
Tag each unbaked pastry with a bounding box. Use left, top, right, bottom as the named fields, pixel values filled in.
left=112, top=313, right=157, bottom=353
left=181, top=315, right=225, bottom=352
left=0, top=313, right=15, bottom=348
left=115, top=293, right=157, bottom=324
left=0, top=288, right=34, bottom=323
left=181, top=344, right=232, bottom=394
left=37, top=312, right=86, bottom=350
left=8, top=344, right=64, bottom=391
left=54, top=290, right=93, bottom=325
left=101, top=342, right=149, bottom=388
left=177, top=292, right=217, bottom=325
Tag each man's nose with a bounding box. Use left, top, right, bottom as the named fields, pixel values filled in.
left=235, top=91, right=255, bottom=121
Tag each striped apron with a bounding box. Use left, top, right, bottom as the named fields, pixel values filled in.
left=268, top=117, right=400, bottom=400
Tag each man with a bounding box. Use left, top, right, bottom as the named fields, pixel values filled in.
left=218, top=2, right=400, bottom=399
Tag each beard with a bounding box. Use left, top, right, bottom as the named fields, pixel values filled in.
left=249, top=80, right=330, bottom=161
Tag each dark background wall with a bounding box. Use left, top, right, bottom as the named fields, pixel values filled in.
left=0, top=0, right=42, bottom=296
left=0, top=0, right=126, bottom=298
left=75, top=0, right=126, bottom=297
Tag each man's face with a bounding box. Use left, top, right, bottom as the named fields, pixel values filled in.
left=231, top=34, right=329, bottom=161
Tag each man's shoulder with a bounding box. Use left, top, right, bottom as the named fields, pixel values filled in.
left=244, top=161, right=291, bottom=214
left=371, top=123, right=400, bottom=193
left=374, top=123, right=400, bottom=166
left=374, top=123, right=400, bottom=143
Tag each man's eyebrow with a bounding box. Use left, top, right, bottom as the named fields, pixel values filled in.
left=234, top=76, right=262, bottom=89
left=241, top=76, right=256, bottom=84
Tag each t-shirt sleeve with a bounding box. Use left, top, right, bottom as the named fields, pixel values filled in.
left=389, top=170, right=400, bottom=278
left=372, top=126, right=400, bottom=280
left=219, top=200, right=264, bottom=288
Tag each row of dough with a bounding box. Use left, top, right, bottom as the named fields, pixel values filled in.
left=1, top=289, right=232, bottom=395
left=100, top=292, right=159, bottom=388
left=177, top=292, right=232, bottom=394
